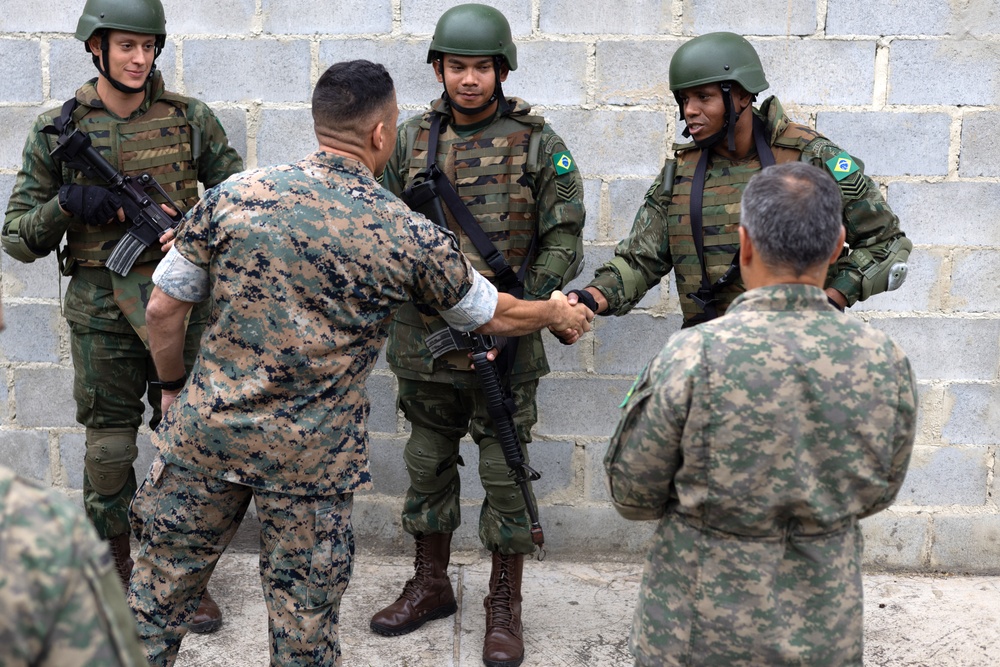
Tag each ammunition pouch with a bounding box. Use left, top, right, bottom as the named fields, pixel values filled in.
left=852, top=236, right=912, bottom=301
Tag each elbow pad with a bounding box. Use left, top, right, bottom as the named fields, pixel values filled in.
left=852, top=236, right=913, bottom=301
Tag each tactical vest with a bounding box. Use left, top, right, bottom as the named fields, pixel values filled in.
left=407, top=109, right=544, bottom=281
left=63, top=93, right=200, bottom=268
left=667, top=122, right=821, bottom=322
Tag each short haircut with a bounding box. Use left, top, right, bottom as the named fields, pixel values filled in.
left=312, top=60, right=395, bottom=134
left=740, top=162, right=844, bottom=274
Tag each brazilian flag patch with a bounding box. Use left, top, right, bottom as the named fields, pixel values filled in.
left=825, top=151, right=860, bottom=182
left=552, top=150, right=577, bottom=175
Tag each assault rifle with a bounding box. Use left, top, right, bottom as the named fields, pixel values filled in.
left=44, top=125, right=182, bottom=276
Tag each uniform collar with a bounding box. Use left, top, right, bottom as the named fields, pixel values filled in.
left=306, top=151, right=375, bottom=180
left=727, top=283, right=833, bottom=314
left=74, top=70, right=166, bottom=121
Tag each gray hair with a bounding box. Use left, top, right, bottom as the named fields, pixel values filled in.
left=740, top=162, right=843, bottom=274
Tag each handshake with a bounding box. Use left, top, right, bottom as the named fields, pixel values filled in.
left=548, top=288, right=602, bottom=345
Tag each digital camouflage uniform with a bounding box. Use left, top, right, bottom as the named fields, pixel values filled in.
left=2, top=71, right=243, bottom=540
left=0, top=464, right=147, bottom=667
left=589, top=97, right=908, bottom=322
left=381, top=96, right=585, bottom=554
left=605, top=284, right=918, bottom=667
left=130, top=151, right=489, bottom=667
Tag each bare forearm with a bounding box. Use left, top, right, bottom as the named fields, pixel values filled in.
left=147, top=289, right=193, bottom=382
left=475, top=291, right=592, bottom=338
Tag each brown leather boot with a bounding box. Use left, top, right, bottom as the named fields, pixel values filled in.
left=107, top=533, right=133, bottom=592
left=189, top=590, right=223, bottom=634
left=370, top=533, right=457, bottom=636
left=482, top=552, right=525, bottom=667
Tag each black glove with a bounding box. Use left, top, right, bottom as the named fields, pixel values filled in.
left=58, top=184, right=122, bottom=226
left=566, top=288, right=598, bottom=314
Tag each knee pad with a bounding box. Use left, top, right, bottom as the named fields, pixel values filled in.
left=403, top=427, right=461, bottom=495
left=84, top=427, right=138, bottom=496
left=479, top=440, right=528, bottom=514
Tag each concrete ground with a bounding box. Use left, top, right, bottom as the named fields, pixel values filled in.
left=172, top=549, right=1000, bottom=667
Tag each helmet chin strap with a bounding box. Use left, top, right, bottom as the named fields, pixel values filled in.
left=442, top=55, right=510, bottom=118
left=679, top=82, right=743, bottom=151
left=92, top=31, right=160, bottom=96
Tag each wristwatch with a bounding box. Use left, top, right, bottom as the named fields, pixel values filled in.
left=149, top=375, right=187, bottom=391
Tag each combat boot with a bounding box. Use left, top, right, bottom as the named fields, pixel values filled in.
left=189, top=590, right=223, bottom=634
left=370, top=532, right=457, bottom=636
left=107, top=533, right=133, bottom=591
left=482, top=552, right=525, bottom=667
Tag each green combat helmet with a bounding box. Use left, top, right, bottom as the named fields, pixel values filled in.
left=75, top=0, right=167, bottom=95
left=669, top=32, right=768, bottom=151
left=427, top=3, right=517, bottom=115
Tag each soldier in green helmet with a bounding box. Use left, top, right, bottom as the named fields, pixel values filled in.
left=2, top=0, right=243, bottom=634
left=563, top=32, right=910, bottom=326
left=370, top=4, right=586, bottom=667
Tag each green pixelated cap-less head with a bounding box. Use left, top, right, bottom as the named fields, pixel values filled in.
left=427, top=3, right=518, bottom=71
left=669, top=32, right=768, bottom=94
left=75, top=0, right=167, bottom=44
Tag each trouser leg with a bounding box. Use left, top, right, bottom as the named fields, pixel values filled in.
left=128, top=457, right=250, bottom=667
left=256, top=489, right=354, bottom=667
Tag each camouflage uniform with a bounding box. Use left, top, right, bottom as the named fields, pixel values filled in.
left=2, top=71, right=243, bottom=540
left=381, top=97, right=585, bottom=554
left=589, top=97, right=907, bottom=322
left=605, top=284, right=918, bottom=666
left=130, top=152, right=490, bottom=667
left=0, top=464, right=147, bottom=667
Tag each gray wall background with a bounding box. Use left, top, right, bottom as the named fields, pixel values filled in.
left=1, top=0, right=998, bottom=572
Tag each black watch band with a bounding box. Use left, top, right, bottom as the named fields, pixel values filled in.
left=149, top=375, right=187, bottom=391
left=567, top=288, right=598, bottom=314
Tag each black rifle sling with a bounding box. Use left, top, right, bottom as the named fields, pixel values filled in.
left=687, top=113, right=777, bottom=324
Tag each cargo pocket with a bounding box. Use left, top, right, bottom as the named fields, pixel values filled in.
left=305, top=497, right=355, bottom=610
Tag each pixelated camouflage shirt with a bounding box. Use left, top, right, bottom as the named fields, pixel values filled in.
left=605, top=284, right=917, bottom=666
left=0, top=465, right=147, bottom=667
left=590, top=96, right=907, bottom=319
left=2, top=72, right=243, bottom=334
left=153, top=152, right=481, bottom=496
left=381, top=97, right=585, bottom=386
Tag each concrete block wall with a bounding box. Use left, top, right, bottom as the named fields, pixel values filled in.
left=2, top=0, right=999, bottom=572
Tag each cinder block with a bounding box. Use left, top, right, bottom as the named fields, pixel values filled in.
left=609, top=178, right=655, bottom=241
left=0, top=40, right=41, bottom=102
left=58, top=431, right=85, bottom=489
left=160, top=0, right=255, bottom=34
left=536, top=377, right=636, bottom=438
left=755, top=40, right=877, bottom=106
left=0, top=106, right=48, bottom=171
left=0, top=176, right=13, bottom=205
left=596, top=40, right=680, bottom=106
left=210, top=106, right=248, bottom=167
left=896, top=445, right=990, bottom=507
left=959, top=112, right=1000, bottom=177
left=889, top=40, right=1000, bottom=106
left=826, top=0, right=948, bottom=36
left=582, top=177, right=601, bottom=243
left=587, top=440, right=612, bottom=502
left=0, top=430, right=51, bottom=483
left=930, top=513, right=1000, bottom=572
left=0, top=374, right=8, bottom=425
left=13, top=367, right=77, bottom=428
left=366, top=372, right=399, bottom=435
left=541, top=109, right=667, bottom=178
left=594, top=312, right=682, bottom=376
left=889, top=182, right=1000, bottom=247
left=815, top=112, right=950, bottom=177
left=860, top=511, right=929, bottom=570
left=512, top=42, right=589, bottom=106
left=1, top=251, right=62, bottom=300
left=0, top=303, right=62, bottom=363
left=941, top=385, right=1000, bottom=446
left=950, top=249, right=1000, bottom=313
left=867, top=317, right=999, bottom=382
left=0, top=0, right=78, bottom=33
left=540, top=504, right=655, bottom=555
left=541, top=327, right=591, bottom=373
left=183, top=39, right=311, bottom=103
left=368, top=436, right=409, bottom=496
left=319, top=40, right=436, bottom=108
left=458, top=438, right=576, bottom=502
left=401, top=0, right=533, bottom=36
left=683, top=0, right=816, bottom=36
left=262, top=0, right=392, bottom=34
left=540, top=0, right=671, bottom=35
left=256, top=108, right=315, bottom=167
left=852, top=247, right=939, bottom=314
